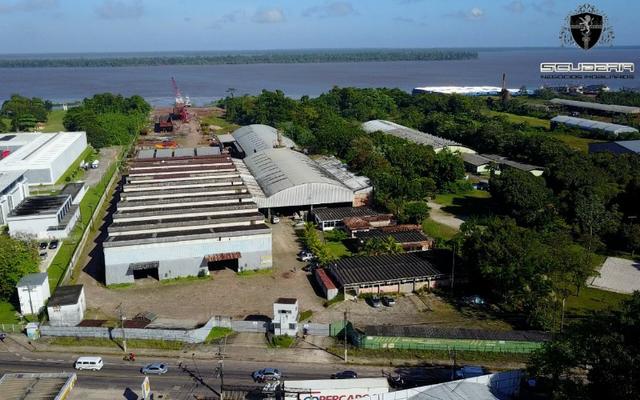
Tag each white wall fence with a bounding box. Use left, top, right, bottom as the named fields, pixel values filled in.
left=37, top=316, right=330, bottom=343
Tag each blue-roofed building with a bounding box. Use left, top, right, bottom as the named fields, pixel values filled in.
left=589, top=140, right=640, bottom=155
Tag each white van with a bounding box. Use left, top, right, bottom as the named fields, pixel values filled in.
left=75, top=356, right=104, bottom=371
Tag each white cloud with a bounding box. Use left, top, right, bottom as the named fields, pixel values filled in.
left=446, top=7, right=485, bottom=21
left=303, top=2, right=356, bottom=18
left=95, top=0, right=144, bottom=20
left=0, top=0, right=57, bottom=14
left=504, top=1, right=525, bottom=14
left=252, top=8, right=285, bottom=24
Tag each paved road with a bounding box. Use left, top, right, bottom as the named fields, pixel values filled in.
left=0, top=351, right=394, bottom=394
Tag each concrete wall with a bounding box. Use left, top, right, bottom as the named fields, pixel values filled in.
left=104, top=233, right=272, bottom=285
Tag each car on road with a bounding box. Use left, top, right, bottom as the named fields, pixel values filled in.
left=141, top=363, right=168, bottom=375
left=382, top=296, right=396, bottom=307
left=252, top=368, right=282, bottom=382
left=48, top=240, right=59, bottom=250
left=369, top=296, right=382, bottom=308
left=331, top=370, right=358, bottom=379
left=39, top=242, right=48, bottom=250
left=74, top=356, right=103, bottom=371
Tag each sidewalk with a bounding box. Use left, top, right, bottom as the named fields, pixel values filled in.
left=6, top=332, right=343, bottom=365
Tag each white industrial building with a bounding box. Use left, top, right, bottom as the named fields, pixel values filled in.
left=551, top=115, right=639, bottom=135
left=362, top=120, right=476, bottom=153
left=16, top=273, right=50, bottom=316
left=412, top=86, right=520, bottom=96
left=6, top=183, right=84, bottom=239
left=0, top=170, right=29, bottom=225
left=237, top=148, right=356, bottom=210
left=47, top=285, right=86, bottom=327
left=0, top=132, right=88, bottom=184
left=272, top=298, right=299, bottom=337
left=103, top=148, right=272, bottom=285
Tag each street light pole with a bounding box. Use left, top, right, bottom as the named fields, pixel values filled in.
left=117, top=303, right=127, bottom=353
left=343, top=309, right=348, bottom=363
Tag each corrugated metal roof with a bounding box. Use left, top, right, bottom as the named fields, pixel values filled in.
left=329, top=252, right=444, bottom=286
left=315, top=155, right=372, bottom=192
left=550, top=98, right=640, bottom=114
left=361, top=120, right=463, bottom=149
left=355, top=230, right=430, bottom=243
left=462, top=153, right=492, bottom=166
left=231, top=124, right=296, bottom=155
left=618, top=140, right=640, bottom=153
left=243, top=148, right=353, bottom=207
left=313, top=206, right=378, bottom=221
left=551, top=115, right=639, bottom=134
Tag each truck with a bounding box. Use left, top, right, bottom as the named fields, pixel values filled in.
left=279, top=378, right=389, bottom=400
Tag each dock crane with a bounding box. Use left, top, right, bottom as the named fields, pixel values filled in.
left=171, top=77, right=189, bottom=122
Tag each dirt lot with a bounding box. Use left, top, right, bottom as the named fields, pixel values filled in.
left=148, top=106, right=224, bottom=148
left=77, top=214, right=510, bottom=331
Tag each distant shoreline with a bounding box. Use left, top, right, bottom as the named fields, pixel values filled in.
left=0, top=49, right=478, bottom=68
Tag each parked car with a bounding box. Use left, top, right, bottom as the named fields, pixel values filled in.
left=299, top=251, right=314, bottom=262
left=48, top=240, right=59, bottom=250
left=252, top=368, right=282, bottom=382
left=38, top=242, right=48, bottom=250
left=271, top=215, right=280, bottom=224
left=382, top=296, right=396, bottom=307
left=369, top=296, right=382, bottom=308
left=331, top=370, right=358, bottom=379
left=141, top=363, right=168, bottom=375
left=39, top=251, right=47, bottom=259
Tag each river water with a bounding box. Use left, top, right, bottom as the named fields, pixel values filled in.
left=0, top=47, right=637, bottom=106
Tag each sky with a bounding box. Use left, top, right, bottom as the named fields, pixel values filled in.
left=0, top=0, right=638, bottom=54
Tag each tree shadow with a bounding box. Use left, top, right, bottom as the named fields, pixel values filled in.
left=122, top=387, right=138, bottom=400
left=441, top=195, right=493, bottom=218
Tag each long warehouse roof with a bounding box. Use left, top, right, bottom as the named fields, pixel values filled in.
left=0, top=132, right=86, bottom=170
left=231, top=124, right=296, bottom=155
left=551, top=115, right=639, bottom=134
left=361, top=120, right=473, bottom=152
left=328, top=252, right=445, bottom=286
left=550, top=98, right=640, bottom=114
left=242, top=148, right=353, bottom=207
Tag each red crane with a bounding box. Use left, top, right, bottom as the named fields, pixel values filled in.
left=171, top=77, right=189, bottom=122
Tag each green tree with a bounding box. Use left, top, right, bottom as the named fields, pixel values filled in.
left=400, top=200, right=430, bottom=224
left=490, top=168, right=556, bottom=228
left=433, top=150, right=465, bottom=191
left=360, top=237, right=404, bottom=256
left=529, top=292, right=640, bottom=400
left=0, top=235, right=39, bottom=301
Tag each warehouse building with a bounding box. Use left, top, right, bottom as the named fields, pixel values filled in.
left=103, top=148, right=272, bottom=285
left=0, top=170, right=29, bottom=225
left=0, top=132, right=88, bottom=184
left=589, top=140, right=640, bottom=155
left=313, top=206, right=393, bottom=231
left=237, top=148, right=356, bottom=210
left=551, top=115, right=638, bottom=135
left=462, top=153, right=544, bottom=176
left=550, top=98, right=640, bottom=115
left=362, top=120, right=476, bottom=153
left=314, top=156, right=372, bottom=206
left=6, top=191, right=80, bottom=239
left=327, top=252, right=449, bottom=296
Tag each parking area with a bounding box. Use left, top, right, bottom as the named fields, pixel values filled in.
left=37, top=240, right=61, bottom=272
left=590, top=256, right=640, bottom=294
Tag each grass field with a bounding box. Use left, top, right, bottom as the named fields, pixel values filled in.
left=550, top=133, right=603, bottom=153
left=0, top=302, right=20, bottom=324
left=434, top=189, right=492, bottom=215
left=205, top=327, right=233, bottom=343
left=325, top=241, right=352, bottom=258
left=486, top=110, right=551, bottom=129
left=422, top=218, right=458, bottom=240
left=48, top=336, right=184, bottom=350
left=42, top=110, right=66, bottom=132
left=565, top=287, right=631, bottom=317
left=201, top=114, right=239, bottom=134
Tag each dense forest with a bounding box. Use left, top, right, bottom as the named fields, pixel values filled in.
left=63, top=93, right=151, bottom=148
left=0, top=49, right=477, bottom=68
left=221, top=87, right=640, bottom=330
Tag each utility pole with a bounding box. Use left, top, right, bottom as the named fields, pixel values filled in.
left=117, top=303, right=127, bottom=353
left=560, top=297, right=566, bottom=332
left=343, top=309, right=348, bottom=363
left=26, top=285, right=35, bottom=316
left=450, top=242, right=456, bottom=290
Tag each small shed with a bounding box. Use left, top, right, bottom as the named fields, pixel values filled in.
left=16, top=273, right=50, bottom=315
left=272, top=298, right=299, bottom=337
left=315, top=269, right=338, bottom=301
left=47, top=285, right=86, bottom=327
